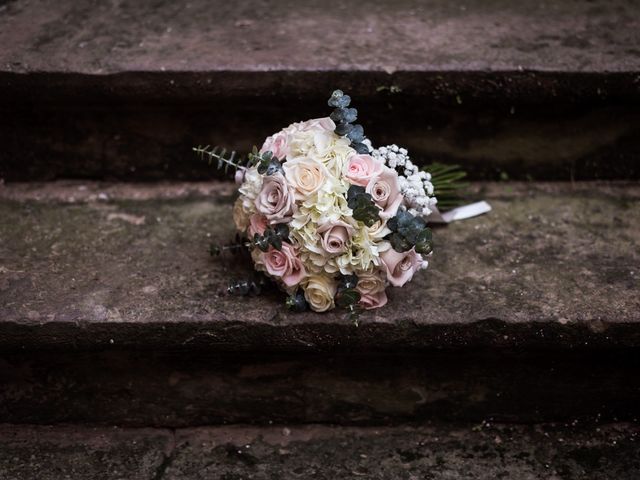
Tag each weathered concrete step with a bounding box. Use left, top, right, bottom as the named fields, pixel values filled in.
left=1, top=0, right=639, bottom=181
left=1, top=181, right=639, bottom=351
left=0, top=423, right=638, bottom=479
left=1, top=181, right=638, bottom=425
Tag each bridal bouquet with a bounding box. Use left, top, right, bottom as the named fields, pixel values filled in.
left=195, top=90, right=480, bottom=317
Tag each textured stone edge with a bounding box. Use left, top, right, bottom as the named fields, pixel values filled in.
left=0, top=423, right=638, bottom=480
left=2, top=71, right=640, bottom=105
left=1, top=180, right=639, bottom=351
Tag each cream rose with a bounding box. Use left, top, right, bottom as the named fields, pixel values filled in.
left=260, top=131, right=288, bottom=159
left=317, top=220, right=354, bottom=255
left=304, top=275, right=337, bottom=312
left=345, top=153, right=383, bottom=187
left=283, top=157, right=329, bottom=200
left=357, top=271, right=386, bottom=295
left=232, top=197, right=250, bottom=232
left=356, top=271, right=388, bottom=309
left=261, top=243, right=306, bottom=287
left=366, top=167, right=403, bottom=219
left=255, top=173, right=295, bottom=222
left=380, top=246, right=423, bottom=287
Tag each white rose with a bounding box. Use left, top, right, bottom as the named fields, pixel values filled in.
left=303, top=275, right=337, bottom=312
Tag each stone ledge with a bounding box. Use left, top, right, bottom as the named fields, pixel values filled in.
left=1, top=0, right=639, bottom=183
left=0, top=423, right=638, bottom=479
left=0, top=181, right=639, bottom=351
left=1, top=0, right=639, bottom=75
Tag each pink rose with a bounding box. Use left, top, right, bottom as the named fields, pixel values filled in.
left=345, top=154, right=383, bottom=187
left=262, top=118, right=335, bottom=160
left=317, top=220, right=354, bottom=254
left=380, top=247, right=423, bottom=287
left=234, top=169, right=246, bottom=185
left=248, top=214, right=268, bottom=237
left=366, top=167, right=403, bottom=219
left=356, top=272, right=388, bottom=310
left=255, top=173, right=295, bottom=222
left=295, top=117, right=335, bottom=132
left=359, top=290, right=388, bottom=310
left=260, top=132, right=288, bottom=160
left=261, top=243, right=306, bottom=287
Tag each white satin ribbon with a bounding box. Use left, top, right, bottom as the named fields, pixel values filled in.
left=426, top=201, right=492, bottom=224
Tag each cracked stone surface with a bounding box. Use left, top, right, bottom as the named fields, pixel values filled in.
left=0, top=181, right=638, bottom=351
left=0, top=423, right=638, bottom=479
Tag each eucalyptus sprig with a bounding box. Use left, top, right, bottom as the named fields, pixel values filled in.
left=227, top=275, right=270, bottom=296
left=386, top=210, right=433, bottom=254
left=194, top=144, right=285, bottom=176
left=249, top=147, right=283, bottom=175
left=286, top=290, right=309, bottom=312
left=347, top=185, right=380, bottom=227
left=209, top=233, right=250, bottom=257
left=253, top=223, right=290, bottom=252
left=328, top=90, right=369, bottom=154
left=193, top=145, right=248, bottom=175
left=335, top=274, right=362, bottom=325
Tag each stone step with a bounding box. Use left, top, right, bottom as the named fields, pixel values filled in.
left=1, top=0, right=639, bottom=181
left=1, top=180, right=638, bottom=351
left=0, top=181, right=639, bottom=425
left=0, top=423, right=638, bottom=479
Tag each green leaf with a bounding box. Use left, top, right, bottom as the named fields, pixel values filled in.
left=424, top=162, right=469, bottom=209
left=387, top=232, right=413, bottom=252
left=253, top=233, right=270, bottom=252
left=339, top=274, right=359, bottom=290
left=335, top=288, right=361, bottom=308
left=415, top=228, right=433, bottom=255
left=347, top=186, right=381, bottom=227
